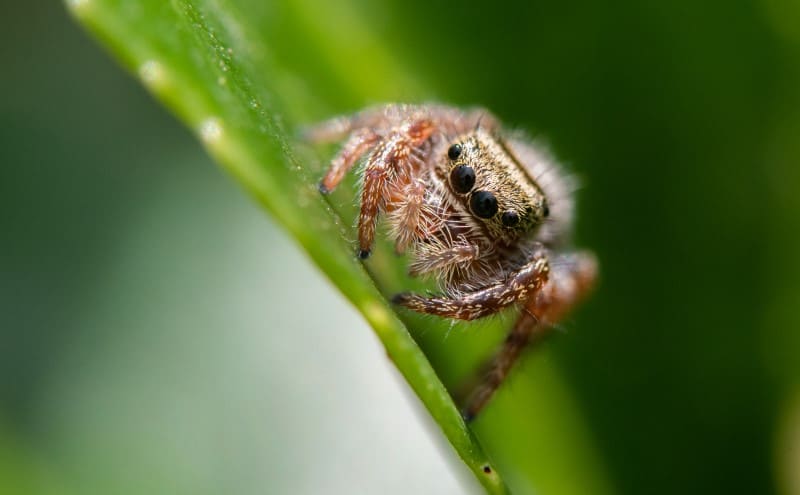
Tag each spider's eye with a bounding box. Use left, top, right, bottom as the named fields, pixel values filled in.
left=447, top=143, right=462, bottom=160
left=470, top=190, right=498, bottom=219
left=542, top=202, right=550, bottom=218
left=450, top=165, right=476, bottom=193
left=501, top=210, right=520, bottom=227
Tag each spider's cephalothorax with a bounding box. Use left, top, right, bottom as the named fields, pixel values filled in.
left=308, top=104, right=597, bottom=420
left=443, top=130, right=549, bottom=245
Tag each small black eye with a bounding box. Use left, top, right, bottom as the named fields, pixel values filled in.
left=542, top=202, right=550, bottom=218
left=470, top=190, right=498, bottom=219
left=501, top=210, right=520, bottom=227
left=450, top=165, right=476, bottom=193
left=447, top=143, right=462, bottom=160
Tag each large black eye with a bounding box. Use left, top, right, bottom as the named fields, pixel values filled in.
left=447, top=143, right=462, bottom=160
left=542, top=202, right=550, bottom=218
left=470, top=190, right=498, bottom=219
left=450, top=165, right=476, bottom=193
left=501, top=210, right=520, bottom=227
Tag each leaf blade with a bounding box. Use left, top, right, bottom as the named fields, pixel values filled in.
left=67, top=1, right=509, bottom=493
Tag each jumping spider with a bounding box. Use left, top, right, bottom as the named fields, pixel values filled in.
left=308, top=104, right=597, bottom=420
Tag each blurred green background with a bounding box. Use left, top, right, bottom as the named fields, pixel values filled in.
left=3, top=1, right=800, bottom=494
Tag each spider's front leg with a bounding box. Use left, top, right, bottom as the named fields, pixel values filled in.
left=393, top=253, right=551, bottom=320
left=318, top=128, right=379, bottom=194
left=355, top=119, right=435, bottom=258
left=460, top=251, right=598, bottom=421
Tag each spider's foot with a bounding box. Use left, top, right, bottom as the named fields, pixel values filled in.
left=391, top=292, right=411, bottom=305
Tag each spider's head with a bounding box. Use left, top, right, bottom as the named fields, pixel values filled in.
left=445, top=129, right=549, bottom=243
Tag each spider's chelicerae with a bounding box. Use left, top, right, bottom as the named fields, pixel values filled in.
left=308, top=104, right=597, bottom=420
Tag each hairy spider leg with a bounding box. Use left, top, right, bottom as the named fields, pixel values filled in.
left=303, top=116, right=354, bottom=144
left=393, top=253, right=551, bottom=320
left=305, top=106, right=407, bottom=143
left=388, top=177, right=428, bottom=254
left=356, top=119, right=435, bottom=258
left=319, top=128, right=379, bottom=194
left=407, top=242, right=479, bottom=277
left=460, top=250, right=598, bottom=421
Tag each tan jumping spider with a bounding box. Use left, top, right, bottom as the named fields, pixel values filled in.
left=308, top=104, right=597, bottom=420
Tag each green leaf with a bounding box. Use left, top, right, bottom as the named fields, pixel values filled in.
left=66, top=1, right=612, bottom=493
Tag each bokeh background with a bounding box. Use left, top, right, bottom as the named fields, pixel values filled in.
left=3, top=1, right=800, bottom=494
